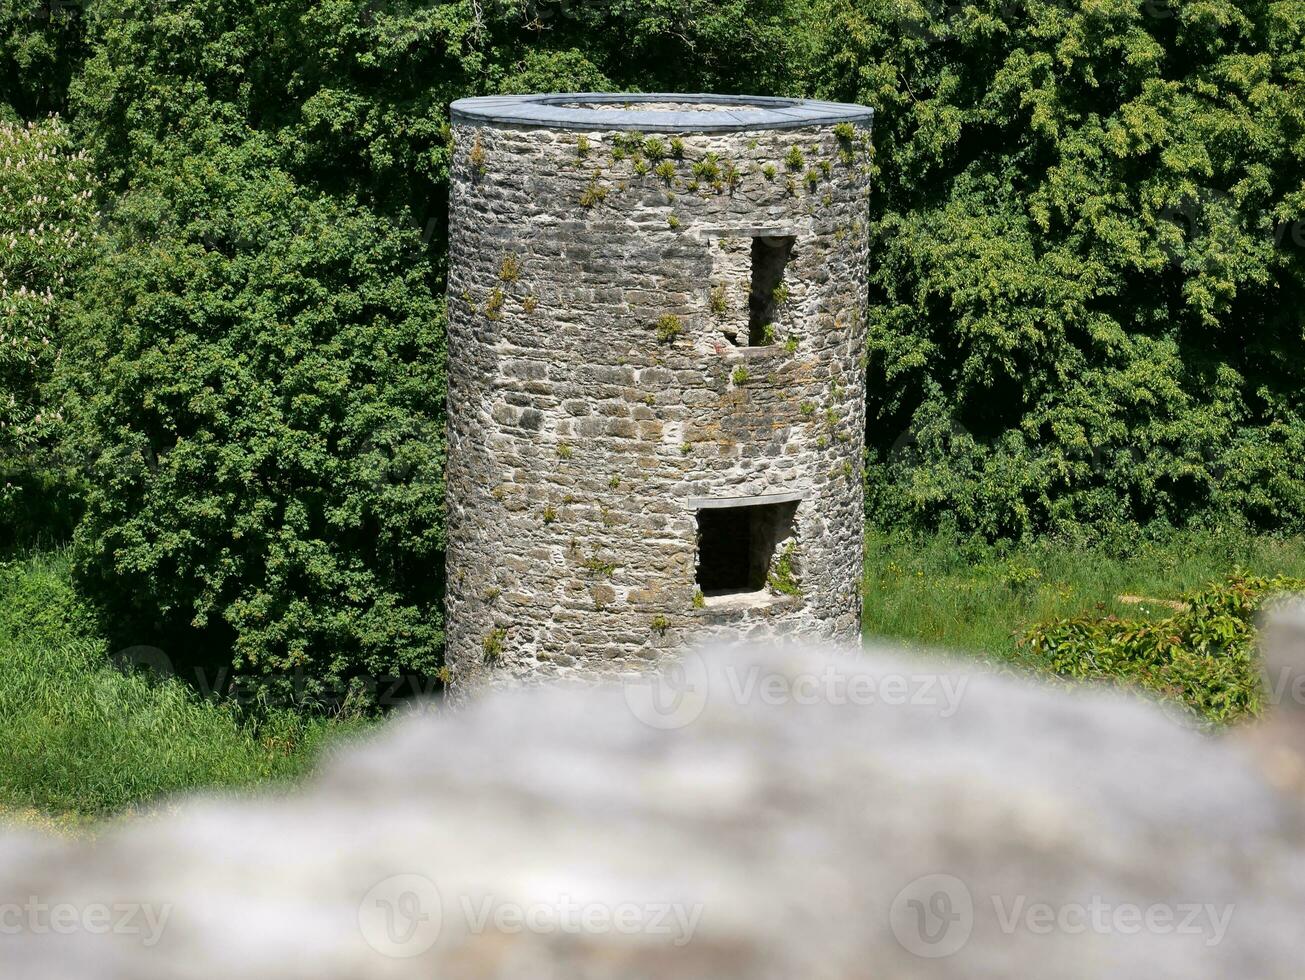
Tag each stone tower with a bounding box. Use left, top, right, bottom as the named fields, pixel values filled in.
left=445, top=93, right=874, bottom=689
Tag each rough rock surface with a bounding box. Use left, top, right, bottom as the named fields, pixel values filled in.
left=6, top=613, right=1305, bottom=978
left=444, top=95, right=874, bottom=689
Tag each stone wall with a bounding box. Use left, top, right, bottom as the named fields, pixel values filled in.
left=7, top=625, right=1305, bottom=977
left=445, top=98, right=875, bottom=689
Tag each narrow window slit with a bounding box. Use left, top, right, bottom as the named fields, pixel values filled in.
left=748, top=235, right=795, bottom=346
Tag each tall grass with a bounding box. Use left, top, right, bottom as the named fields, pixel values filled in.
left=10, top=529, right=1305, bottom=824
left=862, top=528, right=1305, bottom=662
left=0, top=550, right=365, bottom=823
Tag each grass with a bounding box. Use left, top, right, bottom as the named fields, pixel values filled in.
left=0, top=550, right=365, bottom=824
left=862, top=528, right=1305, bottom=663
left=10, top=527, right=1305, bottom=825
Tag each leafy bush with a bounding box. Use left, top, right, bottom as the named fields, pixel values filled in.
left=0, top=115, right=98, bottom=547
left=61, top=137, right=447, bottom=705
left=810, top=0, right=1305, bottom=540
left=1020, top=573, right=1305, bottom=725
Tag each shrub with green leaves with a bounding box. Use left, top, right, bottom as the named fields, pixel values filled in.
left=1020, top=573, right=1305, bottom=726
left=61, top=138, right=447, bottom=705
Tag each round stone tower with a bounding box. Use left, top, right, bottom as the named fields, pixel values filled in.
left=445, top=93, right=874, bottom=689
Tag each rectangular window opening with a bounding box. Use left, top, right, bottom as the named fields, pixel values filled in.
left=696, top=500, right=798, bottom=596
left=748, top=235, right=795, bottom=346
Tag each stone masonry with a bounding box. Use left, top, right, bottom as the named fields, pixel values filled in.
left=444, top=94, right=876, bottom=689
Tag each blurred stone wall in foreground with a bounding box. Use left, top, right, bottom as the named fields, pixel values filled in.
left=5, top=603, right=1305, bottom=978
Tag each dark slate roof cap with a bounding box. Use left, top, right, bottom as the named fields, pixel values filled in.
left=450, top=93, right=874, bottom=133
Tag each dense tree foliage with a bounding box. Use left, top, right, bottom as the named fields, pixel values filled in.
left=811, top=0, right=1305, bottom=538
left=61, top=138, right=446, bottom=703
left=0, top=0, right=1302, bottom=698
left=0, top=0, right=86, bottom=119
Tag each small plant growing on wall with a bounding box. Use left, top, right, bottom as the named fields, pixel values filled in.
left=499, top=255, right=521, bottom=282
left=557, top=442, right=573, bottom=460
left=654, top=160, right=677, bottom=184
left=576, top=135, right=591, bottom=158
left=484, top=289, right=505, bottom=321
left=482, top=627, right=506, bottom=662
left=785, top=146, right=805, bottom=171
left=731, top=365, right=750, bottom=385
left=522, top=295, right=538, bottom=313
left=579, top=177, right=609, bottom=208
left=693, top=589, right=706, bottom=609
left=644, top=136, right=667, bottom=161
left=767, top=543, right=802, bottom=597
left=542, top=504, right=558, bottom=524
left=670, top=137, right=686, bottom=158
left=833, top=122, right=857, bottom=164
left=667, top=214, right=681, bottom=229
left=762, top=163, right=777, bottom=180
left=656, top=314, right=684, bottom=343
left=469, top=134, right=488, bottom=175
left=651, top=614, right=670, bottom=635
left=611, top=131, right=646, bottom=158
left=709, top=285, right=728, bottom=316
left=692, top=152, right=723, bottom=184
left=581, top=554, right=618, bottom=578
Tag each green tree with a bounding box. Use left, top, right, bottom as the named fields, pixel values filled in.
left=810, top=0, right=1305, bottom=539
left=61, top=137, right=446, bottom=704
left=0, top=0, right=87, bottom=118
left=0, top=114, right=98, bottom=546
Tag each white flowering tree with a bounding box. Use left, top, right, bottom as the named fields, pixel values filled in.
left=0, top=115, right=98, bottom=537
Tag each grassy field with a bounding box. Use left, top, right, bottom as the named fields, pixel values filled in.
left=4, top=529, right=1305, bottom=829
left=863, top=528, right=1305, bottom=661
left=0, top=550, right=363, bottom=830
